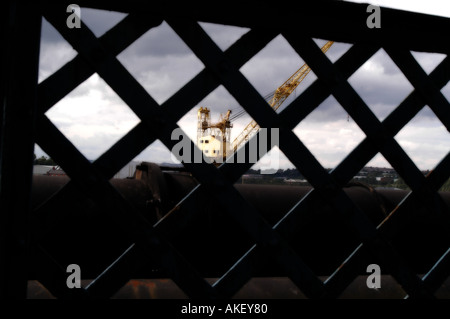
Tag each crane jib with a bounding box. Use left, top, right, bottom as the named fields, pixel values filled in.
left=198, top=41, right=334, bottom=161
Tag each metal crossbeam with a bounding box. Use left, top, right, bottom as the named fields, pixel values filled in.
left=282, top=32, right=449, bottom=298
left=1, top=1, right=448, bottom=299
left=34, top=7, right=279, bottom=298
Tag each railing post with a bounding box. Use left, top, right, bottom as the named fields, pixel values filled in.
left=0, top=0, right=42, bottom=299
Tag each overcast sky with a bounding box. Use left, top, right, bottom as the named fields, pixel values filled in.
left=37, top=1, right=450, bottom=173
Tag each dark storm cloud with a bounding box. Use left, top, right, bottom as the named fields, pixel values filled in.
left=37, top=6, right=450, bottom=169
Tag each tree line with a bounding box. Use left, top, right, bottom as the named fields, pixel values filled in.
left=33, top=154, right=57, bottom=166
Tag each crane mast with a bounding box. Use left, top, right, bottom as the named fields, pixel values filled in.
left=197, top=107, right=232, bottom=163
left=197, top=40, right=334, bottom=163
left=231, top=40, right=334, bottom=153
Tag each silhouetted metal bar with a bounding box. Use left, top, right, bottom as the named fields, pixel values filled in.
left=165, top=20, right=390, bottom=300
left=277, top=53, right=450, bottom=298
left=285, top=34, right=427, bottom=193
left=385, top=48, right=450, bottom=131
left=218, top=44, right=380, bottom=185
left=421, top=248, right=450, bottom=295
left=282, top=33, right=436, bottom=298
left=9, top=0, right=449, bottom=300
left=85, top=244, right=148, bottom=299
left=0, top=1, right=41, bottom=299
left=31, top=244, right=89, bottom=299
left=279, top=44, right=380, bottom=130
left=76, top=1, right=450, bottom=55
left=35, top=6, right=278, bottom=300
left=30, top=168, right=450, bottom=275
left=38, top=14, right=163, bottom=114
left=40, top=6, right=281, bottom=299
left=331, top=56, right=450, bottom=188
left=36, top=118, right=216, bottom=299
left=168, top=19, right=327, bottom=298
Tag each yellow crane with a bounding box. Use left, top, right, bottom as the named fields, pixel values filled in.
left=231, top=40, right=334, bottom=153
left=197, top=40, right=334, bottom=162
left=197, top=107, right=232, bottom=162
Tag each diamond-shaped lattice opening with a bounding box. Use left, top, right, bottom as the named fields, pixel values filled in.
left=39, top=8, right=127, bottom=84
left=349, top=163, right=404, bottom=191
left=162, top=186, right=256, bottom=278
left=236, top=147, right=310, bottom=227
left=32, top=143, right=66, bottom=174
left=177, top=85, right=258, bottom=163
left=126, top=139, right=182, bottom=169
left=38, top=192, right=135, bottom=281
left=45, top=73, right=141, bottom=161
left=117, top=21, right=205, bottom=105
left=394, top=106, right=450, bottom=171
left=32, top=169, right=70, bottom=222
left=241, top=37, right=347, bottom=115
left=348, top=49, right=414, bottom=121
left=410, top=51, right=447, bottom=75
left=256, top=147, right=296, bottom=176
left=240, top=34, right=318, bottom=114
left=293, top=96, right=366, bottom=169
left=338, top=275, right=407, bottom=299
left=199, top=22, right=250, bottom=51
left=237, top=148, right=376, bottom=277
left=79, top=7, right=127, bottom=38
left=365, top=153, right=393, bottom=171
left=38, top=17, right=77, bottom=83
left=360, top=153, right=413, bottom=192
left=232, top=277, right=307, bottom=299
left=322, top=40, right=353, bottom=64
left=238, top=147, right=310, bottom=184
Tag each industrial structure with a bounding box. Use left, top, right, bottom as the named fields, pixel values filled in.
left=197, top=107, right=232, bottom=162
left=197, top=41, right=334, bottom=162
left=2, top=1, right=450, bottom=301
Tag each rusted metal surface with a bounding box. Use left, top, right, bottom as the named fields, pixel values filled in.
left=30, top=163, right=450, bottom=281
left=26, top=276, right=450, bottom=299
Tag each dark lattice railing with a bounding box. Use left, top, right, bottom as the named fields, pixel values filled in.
left=1, top=1, right=450, bottom=299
